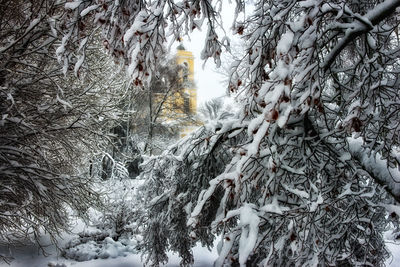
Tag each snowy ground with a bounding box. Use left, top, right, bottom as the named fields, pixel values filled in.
left=0, top=239, right=218, bottom=267
left=387, top=242, right=400, bottom=267
left=0, top=178, right=218, bottom=267
left=1, top=177, right=400, bottom=267
left=2, top=241, right=400, bottom=266
left=2, top=231, right=400, bottom=266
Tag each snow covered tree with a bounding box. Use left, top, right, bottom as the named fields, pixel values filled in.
left=15, top=0, right=399, bottom=265
left=0, top=1, right=133, bottom=259
left=198, top=97, right=235, bottom=123
left=131, top=54, right=197, bottom=155
left=98, top=53, right=194, bottom=179
left=57, top=0, right=227, bottom=83
left=137, top=123, right=245, bottom=266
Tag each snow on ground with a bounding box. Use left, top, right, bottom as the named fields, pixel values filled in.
left=2, top=236, right=400, bottom=266
left=386, top=242, right=400, bottom=267
left=0, top=177, right=219, bottom=267
left=0, top=241, right=217, bottom=267
left=1, top=177, right=400, bottom=266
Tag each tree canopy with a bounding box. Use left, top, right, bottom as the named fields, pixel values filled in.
left=1, top=0, right=400, bottom=266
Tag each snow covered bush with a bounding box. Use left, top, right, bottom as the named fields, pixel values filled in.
left=63, top=232, right=138, bottom=261
left=63, top=178, right=143, bottom=262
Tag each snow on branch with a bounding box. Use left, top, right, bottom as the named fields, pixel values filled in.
left=322, top=0, right=400, bottom=70
left=348, top=137, right=400, bottom=202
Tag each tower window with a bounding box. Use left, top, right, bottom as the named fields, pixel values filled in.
left=183, top=62, right=189, bottom=82
left=184, top=94, right=190, bottom=113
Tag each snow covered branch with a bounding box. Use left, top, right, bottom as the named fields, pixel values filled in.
left=348, top=137, right=400, bottom=203
left=323, top=0, right=400, bottom=70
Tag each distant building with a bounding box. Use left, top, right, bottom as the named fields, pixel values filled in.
left=175, top=44, right=199, bottom=137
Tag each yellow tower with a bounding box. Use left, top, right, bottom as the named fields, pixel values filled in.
left=176, top=44, right=197, bottom=114
left=175, top=44, right=198, bottom=137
